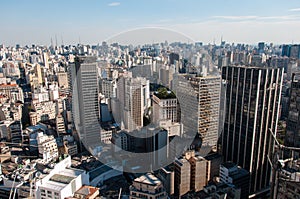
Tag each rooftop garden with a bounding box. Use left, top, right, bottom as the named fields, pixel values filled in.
left=154, top=87, right=176, bottom=99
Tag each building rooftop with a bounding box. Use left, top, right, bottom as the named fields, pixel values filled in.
left=221, top=161, right=236, bottom=169
left=134, top=173, right=161, bottom=186
left=75, top=185, right=99, bottom=197
left=0, top=84, right=18, bottom=87
left=39, top=168, right=85, bottom=191
left=175, top=158, right=189, bottom=166
left=204, top=152, right=222, bottom=160
left=154, top=89, right=176, bottom=99
left=50, top=174, right=75, bottom=184
left=230, top=167, right=250, bottom=180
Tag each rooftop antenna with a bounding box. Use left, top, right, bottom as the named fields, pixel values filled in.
left=221, top=35, right=223, bottom=45
left=79, top=36, right=81, bottom=45
left=51, top=37, right=53, bottom=47
left=55, top=34, right=58, bottom=48
left=61, top=36, right=64, bottom=46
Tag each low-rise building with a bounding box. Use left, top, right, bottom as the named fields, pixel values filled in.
left=129, top=173, right=168, bottom=199
left=34, top=156, right=89, bottom=199
left=0, top=143, right=11, bottom=163
left=74, top=185, right=100, bottom=199
left=219, top=162, right=250, bottom=199
left=64, top=141, right=78, bottom=157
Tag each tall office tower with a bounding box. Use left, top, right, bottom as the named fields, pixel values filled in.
left=285, top=73, right=300, bottom=155
left=70, top=56, right=101, bottom=148
left=173, top=74, right=221, bottom=151
left=57, top=72, right=69, bottom=89
left=185, top=151, right=211, bottom=192
left=34, top=64, right=43, bottom=84
left=114, top=76, right=150, bottom=131
left=174, top=158, right=191, bottom=197
left=281, top=44, right=291, bottom=57
left=258, top=42, right=265, bottom=54
left=290, top=44, right=300, bottom=59
left=159, top=65, right=176, bottom=88
left=221, top=65, right=283, bottom=194
left=174, top=151, right=211, bottom=197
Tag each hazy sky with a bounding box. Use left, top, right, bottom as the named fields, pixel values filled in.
left=1, top=0, right=300, bottom=46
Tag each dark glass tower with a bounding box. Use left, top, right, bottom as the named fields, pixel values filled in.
left=285, top=73, right=300, bottom=155
left=221, top=65, right=283, bottom=194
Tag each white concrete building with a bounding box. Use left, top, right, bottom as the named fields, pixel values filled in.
left=100, top=78, right=117, bottom=98
left=37, top=132, right=59, bottom=163
left=31, top=100, right=56, bottom=122
left=33, top=156, right=89, bottom=199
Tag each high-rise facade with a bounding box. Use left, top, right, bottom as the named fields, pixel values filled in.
left=173, top=74, right=221, bottom=149
left=152, top=92, right=178, bottom=124
left=174, top=158, right=191, bottom=197
left=221, top=65, right=283, bottom=194
left=114, top=76, right=150, bottom=131
left=57, top=72, right=69, bottom=89
left=70, top=56, right=101, bottom=148
left=174, top=151, right=211, bottom=197
left=285, top=73, right=300, bottom=154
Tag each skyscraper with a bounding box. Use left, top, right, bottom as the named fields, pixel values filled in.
left=221, top=65, right=283, bottom=194
left=285, top=73, right=300, bottom=156
left=173, top=74, right=221, bottom=151
left=113, top=76, right=150, bottom=131
left=70, top=56, right=101, bottom=148
left=258, top=42, right=265, bottom=54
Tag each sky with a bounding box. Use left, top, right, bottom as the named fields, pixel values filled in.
left=1, top=0, right=300, bottom=46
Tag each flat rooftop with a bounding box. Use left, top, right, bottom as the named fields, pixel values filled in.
left=39, top=168, right=85, bottom=191
left=222, top=161, right=236, bottom=169
left=50, top=174, right=75, bottom=184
